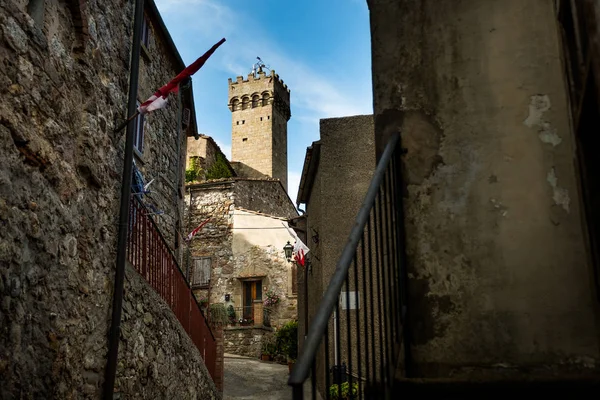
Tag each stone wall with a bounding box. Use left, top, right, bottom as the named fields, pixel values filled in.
left=369, top=0, right=600, bottom=379
left=224, top=326, right=273, bottom=358
left=186, top=181, right=235, bottom=295
left=233, top=179, right=297, bottom=219
left=0, top=1, right=213, bottom=398
left=186, top=135, right=235, bottom=181
left=115, top=265, right=219, bottom=399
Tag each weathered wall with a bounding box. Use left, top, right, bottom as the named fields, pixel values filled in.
left=186, top=182, right=234, bottom=295
left=186, top=135, right=234, bottom=181
left=223, top=326, right=273, bottom=358
left=228, top=70, right=290, bottom=190
left=0, top=1, right=210, bottom=398
left=186, top=181, right=298, bottom=330
left=116, top=265, right=219, bottom=399
left=234, top=179, right=297, bottom=219
left=369, top=0, right=600, bottom=378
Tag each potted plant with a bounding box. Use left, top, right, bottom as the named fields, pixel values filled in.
left=263, top=289, right=280, bottom=308
left=276, top=320, right=298, bottom=372
left=260, top=332, right=277, bottom=361
left=209, top=303, right=228, bottom=326
left=198, top=297, right=209, bottom=310
left=227, top=305, right=236, bottom=325
left=329, top=382, right=359, bottom=400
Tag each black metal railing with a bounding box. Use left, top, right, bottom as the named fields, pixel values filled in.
left=225, top=305, right=272, bottom=327
left=288, top=133, right=409, bottom=399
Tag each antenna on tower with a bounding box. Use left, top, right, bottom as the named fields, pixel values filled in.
left=252, top=57, right=270, bottom=77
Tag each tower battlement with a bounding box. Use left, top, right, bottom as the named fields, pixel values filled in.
left=228, top=69, right=290, bottom=94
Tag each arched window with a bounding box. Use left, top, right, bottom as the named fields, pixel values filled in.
left=242, top=97, right=249, bottom=110
left=231, top=98, right=239, bottom=111
left=252, top=95, right=260, bottom=108
left=262, top=92, right=270, bottom=106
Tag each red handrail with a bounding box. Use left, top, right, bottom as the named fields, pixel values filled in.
left=126, top=196, right=216, bottom=381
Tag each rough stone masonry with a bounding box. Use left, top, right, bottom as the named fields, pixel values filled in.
left=0, top=1, right=217, bottom=398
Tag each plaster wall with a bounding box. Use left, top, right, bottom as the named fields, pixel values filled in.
left=369, top=0, right=600, bottom=378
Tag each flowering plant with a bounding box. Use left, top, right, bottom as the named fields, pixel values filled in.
left=263, top=289, right=280, bottom=307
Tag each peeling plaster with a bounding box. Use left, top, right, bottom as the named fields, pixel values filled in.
left=524, top=95, right=562, bottom=147
left=547, top=168, right=570, bottom=213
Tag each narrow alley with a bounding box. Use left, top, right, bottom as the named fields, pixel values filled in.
left=223, top=354, right=290, bottom=400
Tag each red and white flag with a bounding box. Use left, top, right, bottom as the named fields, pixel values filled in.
left=294, top=249, right=306, bottom=267
left=283, top=222, right=310, bottom=266
left=138, top=38, right=226, bottom=114
left=185, top=219, right=210, bottom=242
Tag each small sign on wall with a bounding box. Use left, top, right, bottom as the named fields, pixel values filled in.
left=340, top=291, right=360, bottom=310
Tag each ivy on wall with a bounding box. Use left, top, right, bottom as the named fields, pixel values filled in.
left=205, top=153, right=233, bottom=180
left=185, top=157, right=203, bottom=183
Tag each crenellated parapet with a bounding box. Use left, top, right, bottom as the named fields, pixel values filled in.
left=228, top=69, right=291, bottom=120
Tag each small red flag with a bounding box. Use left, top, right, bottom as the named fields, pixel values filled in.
left=185, top=219, right=210, bottom=242
left=139, top=38, right=226, bottom=114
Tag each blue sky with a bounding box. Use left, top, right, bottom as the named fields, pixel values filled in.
left=154, top=0, right=373, bottom=204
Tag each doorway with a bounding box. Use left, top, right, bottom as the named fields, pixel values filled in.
left=243, top=280, right=262, bottom=321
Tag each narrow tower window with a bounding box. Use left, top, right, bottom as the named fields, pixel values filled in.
left=252, top=95, right=260, bottom=108
left=262, top=92, right=270, bottom=106
left=242, top=97, right=249, bottom=110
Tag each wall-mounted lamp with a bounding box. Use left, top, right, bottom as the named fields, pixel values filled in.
left=283, top=241, right=294, bottom=262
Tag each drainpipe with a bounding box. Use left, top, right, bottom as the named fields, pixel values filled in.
left=175, top=82, right=182, bottom=262
left=103, top=0, right=144, bottom=397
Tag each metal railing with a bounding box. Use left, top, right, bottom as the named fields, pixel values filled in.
left=126, top=196, right=217, bottom=381
left=225, top=305, right=273, bottom=327
left=288, top=133, right=409, bottom=399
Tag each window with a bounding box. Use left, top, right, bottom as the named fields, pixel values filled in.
left=242, top=97, right=249, bottom=110
left=134, top=102, right=145, bottom=153
left=252, top=95, right=260, bottom=108
left=262, top=92, right=270, bottom=106
left=242, top=138, right=248, bottom=142
left=231, top=98, right=240, bottom=111
left=141, top=16, right=150, bottom=48
left=191, top=257, right=211, bottom=288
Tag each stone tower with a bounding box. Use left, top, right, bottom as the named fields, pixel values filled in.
left=228, top=68, right=291, bottom=190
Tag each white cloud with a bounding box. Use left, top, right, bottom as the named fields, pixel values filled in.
left=155, top=0, right=371, bottom=125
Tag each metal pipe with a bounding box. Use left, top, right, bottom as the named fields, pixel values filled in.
left=103, top=0, right=145, bottom=397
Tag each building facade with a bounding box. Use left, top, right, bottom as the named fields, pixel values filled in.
left=0, top=1, right=218, bottom=398
left=228, top=69, right=291, bottom=190
left=293, top=0, right=600, bottom=396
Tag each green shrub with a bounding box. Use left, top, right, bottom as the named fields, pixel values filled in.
left=185, top=157, right=203, bottom=183
left=276, top=320, right=298, bottom=361
left=261, top=332, right=278, bottom=356
left=209, top=303, right=228, bottom=325
left=205, top=152, right=232, bottom=180
left=329, top=382, right=359, bottom=400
